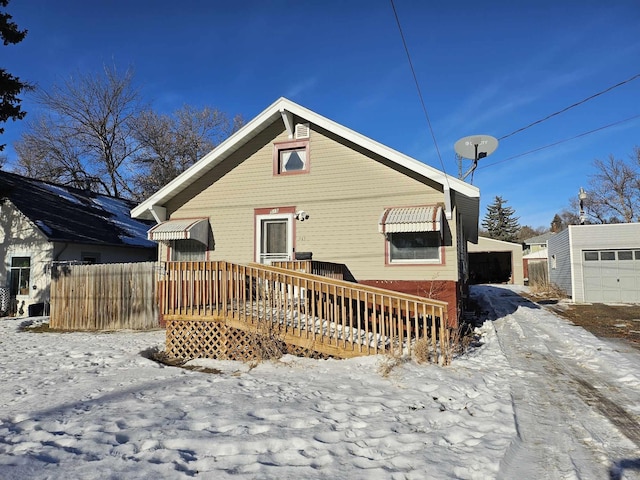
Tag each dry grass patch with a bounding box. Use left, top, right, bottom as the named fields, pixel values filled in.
left=528, top=281, right=567, bottom=299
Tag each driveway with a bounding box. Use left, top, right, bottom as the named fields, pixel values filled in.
left=472, top=285, right=640, bottom=479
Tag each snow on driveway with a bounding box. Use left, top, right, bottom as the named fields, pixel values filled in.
left=0, top=284, right=638, bottom=479
left=474, top=285, right=640, bottom=480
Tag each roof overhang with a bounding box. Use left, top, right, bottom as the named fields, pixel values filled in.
left=147, top=218, right=209, bottom=245
left=130, top=97, right=480, bottom=222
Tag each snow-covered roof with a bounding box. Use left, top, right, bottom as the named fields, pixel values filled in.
left=0, top=170, right=156, bottom=248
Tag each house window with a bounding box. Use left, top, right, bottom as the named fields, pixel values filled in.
left=273, top=140, right=309, bottom=175
left=10, top=257, right=31, bottom=296
left=388, top=232, right=441, bottom=263
left=170, top=240, right=206, bottom=261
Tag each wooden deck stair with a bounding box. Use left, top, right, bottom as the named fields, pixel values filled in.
left=159, top=261, right=451, bottom=364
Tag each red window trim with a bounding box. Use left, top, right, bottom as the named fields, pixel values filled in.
left=273, top=139, right=310, bottom=176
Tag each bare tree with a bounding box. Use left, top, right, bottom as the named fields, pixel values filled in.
left=131, top=105, right=243, bottom=200
left=558, top=207, right=581, bottom=226
left=15, top=115, right=91, bottom=187
left=517, top=225, right=547, bottom=242
left=584, top=149, right=640, bottom=223
left=15, top=65, right=142, bottom=197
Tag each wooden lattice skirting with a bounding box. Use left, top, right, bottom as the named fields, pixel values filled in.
left=166, top=319, right=332, bottom=362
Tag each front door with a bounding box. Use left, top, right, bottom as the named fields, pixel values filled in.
left=256, top=213, right=294, bottom=264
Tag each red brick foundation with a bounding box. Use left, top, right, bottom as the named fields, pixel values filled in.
left=358, top=279, right=460, bottom=327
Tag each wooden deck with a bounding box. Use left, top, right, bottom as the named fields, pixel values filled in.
left=159, top=261, right=451, bottom=364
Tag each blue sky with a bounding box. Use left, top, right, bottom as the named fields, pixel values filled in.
left=3, top=0, right=639, bottom=228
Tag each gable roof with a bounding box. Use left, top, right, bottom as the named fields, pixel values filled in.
left=523, top=231, right=555, bottom=246
left=131, top=98, right=480, bottom=235
left=0, top=170, right=156, bottom=248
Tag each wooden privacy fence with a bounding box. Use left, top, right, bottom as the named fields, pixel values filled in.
left=50, top=262, right=159, bottom=330
left=160, top=261, right=451, bottom=363
left=527, top=261, right=549, bottom=287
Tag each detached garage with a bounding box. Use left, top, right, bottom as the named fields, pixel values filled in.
left=467, top=237, right=524, bottom=285
left=547, top=223, right=640, bottom=303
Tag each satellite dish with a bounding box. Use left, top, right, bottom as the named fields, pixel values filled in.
left=454, top=135, right=499, bottom=161
left=454, top=135, right=499, bottom=182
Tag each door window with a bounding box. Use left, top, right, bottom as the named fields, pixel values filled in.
left=256, top=214, right=293, bottom=263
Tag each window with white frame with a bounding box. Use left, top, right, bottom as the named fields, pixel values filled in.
left=10, top=257, right=31, bottom=296
left=388, top=231, right=441, bottom=263
left=274, top=140, right=309, bottom=175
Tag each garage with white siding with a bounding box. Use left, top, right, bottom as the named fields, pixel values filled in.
left=547, top=223, right=640, bottom=303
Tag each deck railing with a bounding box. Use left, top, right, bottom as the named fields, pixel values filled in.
left=158, top=261, right=450, bottom=363
left=271, top=260, right=347, bottom=280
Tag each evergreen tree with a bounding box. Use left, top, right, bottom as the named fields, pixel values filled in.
left=550, top=213, right=563, bottom=232
left=482, top=195, right=520, bottom=242
left=1, top=0, right=31, bottom=151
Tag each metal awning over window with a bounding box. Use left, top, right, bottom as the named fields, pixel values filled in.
left=148, top=218, right=209, bottom=245
left=378, top=205, right=443, bottom=234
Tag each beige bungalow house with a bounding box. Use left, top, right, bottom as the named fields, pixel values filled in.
left=131, top=98, right=480, bottom=319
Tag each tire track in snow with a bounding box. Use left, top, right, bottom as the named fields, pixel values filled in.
left=571, top=374, right=640, bottom=447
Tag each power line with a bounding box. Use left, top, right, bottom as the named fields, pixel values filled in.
left=498, top=72, right=640, bottom=141
left=480, top=114, right=640, bottom=169
left=390, top=0, right=451, bottom=190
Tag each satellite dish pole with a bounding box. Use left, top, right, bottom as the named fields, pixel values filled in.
left=454, top=135, right=499, bottom=183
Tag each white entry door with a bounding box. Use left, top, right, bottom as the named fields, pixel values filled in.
left=256, top=213, right=294, bottom=264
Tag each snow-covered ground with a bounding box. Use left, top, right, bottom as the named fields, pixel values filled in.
left=0, top=284, right=638, bottom=479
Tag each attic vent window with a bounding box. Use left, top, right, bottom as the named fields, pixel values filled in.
left=294, top=123, right=310, bottom=139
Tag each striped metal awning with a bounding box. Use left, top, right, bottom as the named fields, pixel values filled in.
left=147, top=218, right=209, bottom=245
left=378, top=205, right=443, bottom=234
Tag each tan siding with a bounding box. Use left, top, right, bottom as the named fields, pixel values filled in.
left=167, top=123, right=459, bottom=281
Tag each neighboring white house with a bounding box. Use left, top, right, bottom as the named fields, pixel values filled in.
left=547, top=223, right=640, bottom=303
left=522, top=231, right=555, bottom=255
left=467, top=236, right=524, bottom=285
left=0, top=171, right=157, bottom=316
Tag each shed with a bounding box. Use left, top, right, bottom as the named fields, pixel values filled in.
left=548, top=223, right=640, bottom=303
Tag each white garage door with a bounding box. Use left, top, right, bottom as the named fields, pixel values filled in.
left=582, top=249, right=640, bottom=303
